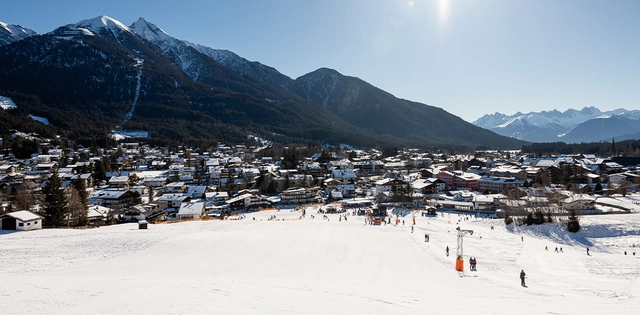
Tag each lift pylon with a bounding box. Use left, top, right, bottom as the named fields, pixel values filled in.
left=455, top=226, right=474, bottom=271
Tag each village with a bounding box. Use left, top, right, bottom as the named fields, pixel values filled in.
left=1, top=137, right=639, bottom=231
left=1, top=139, right=640, bottom=314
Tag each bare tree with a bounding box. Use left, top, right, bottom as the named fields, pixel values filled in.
left=67, top=187, right=88, bottom=227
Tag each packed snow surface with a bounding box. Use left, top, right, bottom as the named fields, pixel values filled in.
left=1, top=206, right=639, bottom=314
left=28, top=114, right=50, bottom=125
left=0, top=96, right=17, bottom=109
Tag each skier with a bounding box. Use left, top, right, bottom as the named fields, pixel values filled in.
left=469, top=257, right=473, bottom=270
left=587, top=247, right=590, bottom=255
left=554, top=247, right=558, bottom=252
left=472, top=257, right=477, bottom=271
left=411, top=226, right=414, bottom=233
left=520, top=269, right=526, bottom=287
left=446, top=246, right=450, bottom=257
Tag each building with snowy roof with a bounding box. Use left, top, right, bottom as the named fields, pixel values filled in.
left=0, top=210, right=43, bottom=231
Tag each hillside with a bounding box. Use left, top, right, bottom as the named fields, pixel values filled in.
left=1, top=204, right=639, bottom=314
left=290, top=68, right=524, bottom=148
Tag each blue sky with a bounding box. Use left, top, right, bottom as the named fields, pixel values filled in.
left=3, top=0, right=639, bottom=122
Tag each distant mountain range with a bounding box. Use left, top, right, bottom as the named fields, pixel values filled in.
left=473, top=107, right=640, bottom=143
left=0, top=15, right=524, bottom=149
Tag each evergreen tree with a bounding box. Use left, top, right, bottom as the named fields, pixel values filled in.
left=534, top=209, right=545, bottom=225
left=43, top=170, right=70, bottom=227
left=594, top=182, right=603, bottom=193
left=525, top=211, right=535, bottom=225
left=267, top=180, right=277, bottom=194
left=567, top=209, right=581, bottom=233
left=284, top=174, right=291, bottom=190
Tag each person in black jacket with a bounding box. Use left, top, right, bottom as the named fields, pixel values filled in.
left=520, top=269, right=526, bottom=286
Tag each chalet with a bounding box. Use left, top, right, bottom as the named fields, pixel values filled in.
left=280, top=187, right=320, bottom=204
left=0, top=210, right=43, bottom=231
left=108, top=175, right=129, bottom=189
left=165, top=182, right=186, bottom=193
left=156, top=194, right=191, bottom=208
left=205, top=191, right=229, bottom=206
left=411, top=179, right=440, bottom=196
left=177, top=202, right=205, bottom=220
left=324, top=178, right=340, bottom=192
left=0, top=164, right=15, bottom=174
left=225, top=190, right=271, bottom=210
left=331, top=169, right=357, bottom=181
left=90, top=190, right=138, bottom=210
left=353, top=160, right=384, bottom=175
left=185, top=185, right=208, bottom=198
left=301, top=162, right=325, bottom=178
left=328, top=160, right=354, bottom=170
left=335, top=184, right=356, bottom=198
left=375, top=178, right=408, bottom=195
left=143, top=177, right=166, bottom=188
left=121, top=206, right=146, bottom=222
left=86, top=204, right=110, bottom=225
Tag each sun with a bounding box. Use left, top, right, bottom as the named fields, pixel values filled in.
left=437, top=0, right=451, bottom=26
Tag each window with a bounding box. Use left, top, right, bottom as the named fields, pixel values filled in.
left=34, top=221, right=38, bottom=225
left=27, top=223, right=30, bottom=226
left=18, top=223, right=24, bottom=227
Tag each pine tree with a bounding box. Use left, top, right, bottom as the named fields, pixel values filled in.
left=267, top=180, right=277, bottom=194
left=503, top=210, right=513, bottom=225
left=534, top=209, right=545, bottom=224
left=567, top=209, right=581, bottom=233
left=43, top=170, right=70, bottom=227
left=525, top=212, right=535, bottom=225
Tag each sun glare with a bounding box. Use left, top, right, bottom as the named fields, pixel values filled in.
left=437, top=0, right=451, bottom=26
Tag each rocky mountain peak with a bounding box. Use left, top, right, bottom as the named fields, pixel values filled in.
left=0, top=21, right=37, bottom=46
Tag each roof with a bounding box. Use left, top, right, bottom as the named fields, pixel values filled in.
left=1, top=210, right=43, bottom=222
left=178, top=202, right=205, bottom=216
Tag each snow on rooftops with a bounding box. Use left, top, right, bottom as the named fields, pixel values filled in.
left=1, top=210, right=43, bottom=221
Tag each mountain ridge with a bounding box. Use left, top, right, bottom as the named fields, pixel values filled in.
left=474, top=107, right=640, bottom=143
left=0, top=15, right=525, bottom=149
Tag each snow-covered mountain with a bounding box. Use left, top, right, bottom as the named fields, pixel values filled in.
left=131, top=18, right=293, bottom=90
left=0, top=21, right=37, bottom=46
left=474, top=107, right=640, bottom=143
left=0, top=15, right=525, bottom=149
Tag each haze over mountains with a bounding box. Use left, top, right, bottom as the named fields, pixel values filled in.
left=0, top=15, right=523, bottom=149
left=474, top=107, right=640, bottom=144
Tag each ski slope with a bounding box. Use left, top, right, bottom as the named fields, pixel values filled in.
left=1, top=206, right=639, bottom=314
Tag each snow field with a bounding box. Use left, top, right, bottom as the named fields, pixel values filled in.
left=1, top=208, right=639, bottom=314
